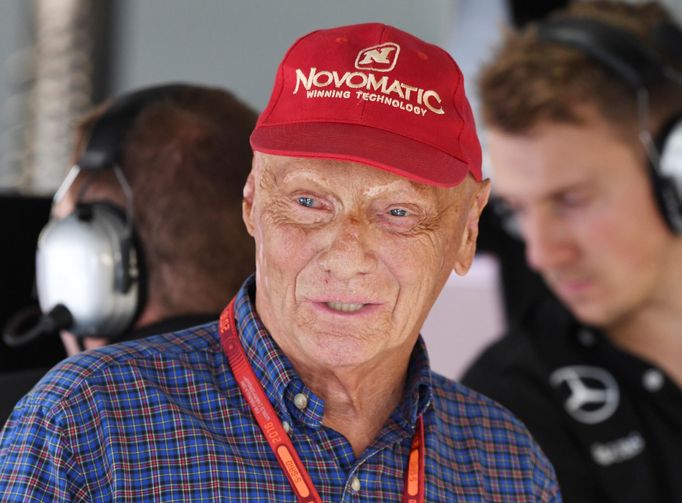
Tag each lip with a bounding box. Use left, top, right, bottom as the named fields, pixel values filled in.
left=553, top=278, right=594, bottom=298
left=308, top=300, right=383, bottom=317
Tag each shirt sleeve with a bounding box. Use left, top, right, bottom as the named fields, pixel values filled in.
left=0, top=401, right=88, bottom=502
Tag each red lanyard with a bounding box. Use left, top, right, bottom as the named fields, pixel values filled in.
left=219, top=299, right=425, bottom=503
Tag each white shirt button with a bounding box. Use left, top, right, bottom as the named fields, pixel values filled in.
left=282, top=421, right=291, bottom=434
left=350, top=476, right=361, bottom=492
left=294, top=393, right=308, bottom=410
left=642, top=369, right=664, bottom=392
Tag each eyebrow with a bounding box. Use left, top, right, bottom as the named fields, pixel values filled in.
left=262, top=155, right=440, bottom=204
left=280, top=163, right=432, bottom=194
left=405, top=179, right=433, bottom=197
left=498, top=181, right=590, bottom=205
left=258, top=163, right=280, bottom=191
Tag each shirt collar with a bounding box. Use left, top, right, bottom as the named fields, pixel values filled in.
left=398, top=337, right=434, bottom=429
left=232, top=274, right=434, bottom=432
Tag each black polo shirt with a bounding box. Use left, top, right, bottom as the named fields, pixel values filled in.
left=461, top=298, right=682, bottom=503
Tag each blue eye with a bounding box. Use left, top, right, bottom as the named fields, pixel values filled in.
left=297, top=196, right=315, bottom=208
left=389, top=208, right=408, bottom=217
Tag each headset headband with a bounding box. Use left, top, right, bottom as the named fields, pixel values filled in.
left=534, top=17, right=682, bottom=234
left=536, top=18, right=669, bottom=89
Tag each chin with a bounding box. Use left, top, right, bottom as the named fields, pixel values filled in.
left=304, top=330, right=382, bottom=368
left=565, top=300, right=624, bottom=329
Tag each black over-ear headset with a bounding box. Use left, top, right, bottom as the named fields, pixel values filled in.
left=3, top=84, right=190, bottom=346
left=535, top=18, right=682, bottom=234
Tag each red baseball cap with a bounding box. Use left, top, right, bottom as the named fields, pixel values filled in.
left=250, top=23, right=482, bottom=187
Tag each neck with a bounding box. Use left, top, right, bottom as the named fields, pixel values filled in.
left=609, top=307, right=682, bottom=387
left=288, top=349, right=412, bottom=457
left=607, top=249, right=682, bottom=387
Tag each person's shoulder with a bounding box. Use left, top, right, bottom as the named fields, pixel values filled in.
left=430, top=371, right=556, bottom=458
left=13, top=321, right=222, bottom=419
left=459, top=327, right=556, bottom=415
left=463, top=325, right=549, bottom=387
left=430, top=373, right=561, bottom=498
left=464, top=296, right=574, bottom=382
left=469, top=327, right=538, bottom=372
left=431, top=371, right=533, bottom=437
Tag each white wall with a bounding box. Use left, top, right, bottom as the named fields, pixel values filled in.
left=422, top=256, right=505, bottom=379
left=109, top=0, right=456, bottom=111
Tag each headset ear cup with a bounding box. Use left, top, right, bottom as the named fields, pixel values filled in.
left=654, top=117, right=682, bottom=233
left=35, top=84, right=183, bottom=340
left=36, top=203, right=140, bottom=338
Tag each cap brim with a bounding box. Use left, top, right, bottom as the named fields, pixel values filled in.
left=250, top=122, right=471, bottom=188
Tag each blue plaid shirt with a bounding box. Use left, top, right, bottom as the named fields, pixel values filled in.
left=0, top=276, right=561, bottom=501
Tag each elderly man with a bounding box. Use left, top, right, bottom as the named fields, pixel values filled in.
left=0, top=23, right=560, bottom=501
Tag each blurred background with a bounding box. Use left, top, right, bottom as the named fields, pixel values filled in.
left=1, top=0, right=679, bottom=379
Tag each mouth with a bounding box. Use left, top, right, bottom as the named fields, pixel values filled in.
left=551, top=276, right=594, bottom=298
left=308, top=299, right=381, bottom=316
left=325, top=301, right=365, bottom=313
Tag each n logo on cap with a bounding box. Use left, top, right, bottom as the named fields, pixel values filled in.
left=355, top=43, right=400, bottom=72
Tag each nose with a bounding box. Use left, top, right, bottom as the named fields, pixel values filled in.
left=317, top=215, right=377, bottom=281
left=522, top=211, right=578, bottom=273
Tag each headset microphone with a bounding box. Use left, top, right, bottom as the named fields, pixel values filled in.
left=2, top=304, right=73, bottom=348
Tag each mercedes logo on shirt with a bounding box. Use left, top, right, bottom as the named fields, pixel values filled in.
left=549, top=365, right=620, bottom=424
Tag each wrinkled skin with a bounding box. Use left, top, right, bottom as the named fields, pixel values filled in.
left=243, top=153, right=490, bottom=379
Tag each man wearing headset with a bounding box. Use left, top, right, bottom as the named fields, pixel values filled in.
left=0, top=84, right=257, bottom=421
left=0, top=24, right=561, bottom=501
left=462, top=2, right=682, bottom=502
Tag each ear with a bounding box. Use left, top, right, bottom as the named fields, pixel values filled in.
left=453, top=179, right=491, bottom=276
left=242, top=163, right=257, bottom=237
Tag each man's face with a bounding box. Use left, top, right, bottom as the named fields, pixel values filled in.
left=488, top=111, right=677, bottom=328
left=243, top=153, right=487, bottom=370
